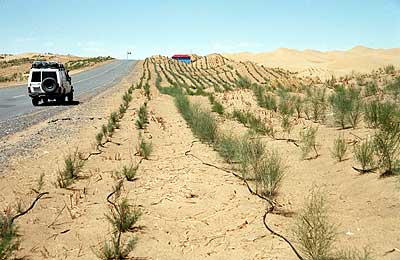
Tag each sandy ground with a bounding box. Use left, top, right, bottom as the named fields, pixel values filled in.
left=224, top=46, right=400, bottom=80
left=1, top=53, right=400, bottom=260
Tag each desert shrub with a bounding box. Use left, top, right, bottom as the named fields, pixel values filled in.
left=364, top=81, right=378, bottom=97
left=56, top=150, right=85, bottom=188
left=294, top=188, right=336, bottom=260
left=119, top=104, right=127, bottom=116
left=190, top=105, right=218, bottom=143
left=143, top=83, right=151, bottom=99
left=293, top=96, right=303, bottom=118
left=122, top=92, right=132, bottom=105
left=109, top=112, right=120, bottom=130
left=363, top=100, right=380, bottom=128
left=373, top=125, right=400, bottom=176
left=0, top=210, right=18, bottom=260
left=264, top=94, right=278, bottom=111
left=135, top=104, right=148, bottom=129
left=208, top=95, right=224, bottom=115
left=106, top=198, right=141, bottom=233
left=299, top=126, right=318, bottom=159
left=331, top=135, right=347, bottom=162
left=121, top=164, right=138, bottom=182
left=353, top=139, right=375, bottom=172
left=95, top=183, right=139, bottom=260
left=384, top=64, right=395, bottom=74
left=305, top=87, right=327, bottom=123
left=96, top=132, right=104, bottom=146
left=107, top=121, right=116, bottom=137
left=211, top=100, right=224, bottom=115
left=95, top=235, right=137, bottom=260
left=235, top=75, right=252, bottom=89
left=384, top=76, right=400, bottom=100
left=335, top=247, right=375, bottom=260
left=232, top=110, right=268, bottom=135
left=158, top=85, right=182, bottom=96
left=329, top=86, right=362, bottom=129
left=254, top=151, right=285, bottom=197
left=215, top=135, right=242, bottom=163
left=101, top=124, right=108, bottom=137
left=239, top=137, right=266, bottom=174
left=137, top=136, right=153, bottom=160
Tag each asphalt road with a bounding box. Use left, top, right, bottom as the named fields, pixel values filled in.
left=0, top=59, right=136, bottom=138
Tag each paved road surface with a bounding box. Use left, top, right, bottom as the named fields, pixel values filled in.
left=0, top=60, right=136, bottom=138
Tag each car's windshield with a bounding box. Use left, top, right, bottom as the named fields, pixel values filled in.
left=31, top=71, right=41, bottom=82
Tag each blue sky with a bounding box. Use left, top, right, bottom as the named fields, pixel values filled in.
left=0, top=0, right=399, bottom=59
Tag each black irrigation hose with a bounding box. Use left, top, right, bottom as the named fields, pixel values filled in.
left=11, top=192, right=49, bottom=224
left=263, top=207, right=305, bottom=260
left=184, top=139, right=304, bottom=260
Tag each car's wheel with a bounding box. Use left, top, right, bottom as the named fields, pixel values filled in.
left=67, top=91, right=73, bottom=103
left=32, top=98, right=39, bottom=106
left=42, top=97, right=48, bottom=104
left=41, top=77, right=58, bottom=93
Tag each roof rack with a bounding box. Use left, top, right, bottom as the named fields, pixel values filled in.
left=31, top=61, right=65, bottom=69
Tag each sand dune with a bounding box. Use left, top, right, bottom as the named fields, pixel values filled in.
left=224, top=45, right=400, bottom=79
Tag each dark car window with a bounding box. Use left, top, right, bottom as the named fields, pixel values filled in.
left=31, top=72, right=41, bottom=82
left=42, top=71, right=57, bottom=81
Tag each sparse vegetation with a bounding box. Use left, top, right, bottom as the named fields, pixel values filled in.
left=121, top=164, right=138, bottom=182
left=137, top=135, right=153, bottom=159
left=294, top=188, right=336, bottom=260
left=329, top=86, right=362, bottom=129
left=135, top=104, right=148, bottom=129
left=232, top=110, right=268, bottom=135
left=353, top=138, right=375, bottom=172
left=331, top=135, right=347, bottom=162
left=95, top=182, right=140, bottom=260
left=65, top=56, right=113, bottom=70
left=56, top=150, right=85, bottom=188
left=254, top=151, right=285, bottom=197
left=299, top=126, right=319, bottom=159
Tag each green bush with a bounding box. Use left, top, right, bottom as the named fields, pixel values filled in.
left=121, top=164, right=138, bottom=182
left=299, top=126, right=318, bottom=159
left=306, top=87, right=327, bottom=123
left=329, top=86, right=362, bottom=129
left=215, top=135, right=242, bottom=164
left=384, top=64, right=395, bottom=74
left=384, top=77, right=400, bottom=100
left=254, top=151, right=285, bottom=197
left=331, top=135, right=347, bottom=162
left=363, top=100, right=380, bottom=128
left=364, top=81, right=378, bottom=97
left=374, top=125, right=400, bottom=176
left=353, top=139, right=375, bottom=172
left=135, top=104, right=148, bottom=130
left=0, top=211, right=18, bottom=260
left=137, top=136, right=153, bottom=160
left=106, top=199, right=141, bottom=233
left=294, top=188, right=336, bottom=260
left=56, top=151, right=85, bottom=188
left=95, top=235, right=137, bottom=260
left=232, top=110, right=268, bottom=135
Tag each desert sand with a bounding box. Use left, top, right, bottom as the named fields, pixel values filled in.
left=0, top=52, right=399, bottom=260
left=224, top=46, right=400, bottom=80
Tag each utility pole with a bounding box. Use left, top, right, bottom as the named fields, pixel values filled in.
left=126, top=51, right=132, bottom=60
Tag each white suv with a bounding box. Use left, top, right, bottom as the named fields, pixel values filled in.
left=27, top=61, right=74, bottom=106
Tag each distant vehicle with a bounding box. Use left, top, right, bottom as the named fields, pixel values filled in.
left=27, top=61, right=73, bottom=106
left=172, top=54, right=191, bottom=64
